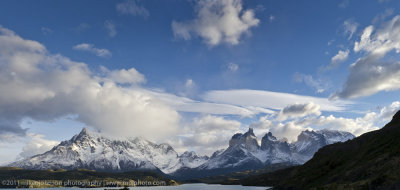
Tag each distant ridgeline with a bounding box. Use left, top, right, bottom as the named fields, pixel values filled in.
left=0, top=167, right=178, bottom=188
left=241, top=110, right=400, bottom=190
left=8, top=126, right=354, bottom=180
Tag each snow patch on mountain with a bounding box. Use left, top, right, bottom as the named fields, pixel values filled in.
left=10, top=128, right=207, bottom=174
left=192, top=128, right=355, bottom=173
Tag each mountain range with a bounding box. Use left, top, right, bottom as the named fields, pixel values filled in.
left=241, top=110, right=400, bottom=189
left=9, top=127, right=354, bottom=179
left=172, top=128, right=354, bottom=179
left=10, top=128, right=208, bottom=174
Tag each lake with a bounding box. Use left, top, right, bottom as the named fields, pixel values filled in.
left=1, top=184, right=270, bottom=190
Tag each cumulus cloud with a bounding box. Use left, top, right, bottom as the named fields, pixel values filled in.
left=104, top=67, right=146, bottom=85
left=330, top=49, right=349, bottom=67
left=333, top=16, right=400, bottom=99
left=116, top=0, right=149, bottom=18
left=203, top=89, right=351, bottom=112
left=179, top=79, right=197, bottom=97
left=73, top=43, right=112, bottom=57
left=172, top=115, right=241, bottom=155
left=0, top=25, right=180, bottom=142
left=250, top=116, right=310, bottom=142
left=276, top=102, right=321, bottom=121
left=297, top=113, right=379, bottom=137
left=343, top=19, right=359, bottom=40
left=379, top=101, right=400, bottom=120
left=104, top=20, right=117, bottom=37
left=251, top=101, right=399, bottom=141
left=0, top=25, right=278, bottom=146
left=171, top=0, right=259, bottom=46
left=19, top=133, right=59, bottom=158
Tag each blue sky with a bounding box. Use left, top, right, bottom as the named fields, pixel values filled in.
left=1, top=0, right=400, bottom=164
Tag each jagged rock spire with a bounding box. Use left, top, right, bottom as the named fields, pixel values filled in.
left=228, top=127, right=259, bottom=151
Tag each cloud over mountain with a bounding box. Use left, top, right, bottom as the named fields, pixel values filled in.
left=0, top=25, right=180, bottom=142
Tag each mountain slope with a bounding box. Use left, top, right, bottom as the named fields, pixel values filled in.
left=178, top=151, right=209, bottom=168
left=9, top=128, right=207, bottom=174
left=242, top=110, right=400, bottom=190
left=294, top=129, right=354, bottom=160
left=199, top=128, right=264, bottom=170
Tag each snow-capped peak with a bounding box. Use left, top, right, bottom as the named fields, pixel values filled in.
left=294, top=129, right=355, bottom=158
left=9, top=128, right=205, bottom=174
left=229, top=128, right=259, bottom=151
left=178, top=151, right=209, bottom=168
left=10, top=127, right=356, bottom=178
left=193, top=128, right=355, bottom=174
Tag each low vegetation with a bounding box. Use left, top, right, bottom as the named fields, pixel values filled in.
left=0, top=167, right=178, bottom=188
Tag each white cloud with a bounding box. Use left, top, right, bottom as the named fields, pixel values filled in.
left=0, top=25, right=276, bottom=149
left=227, top=62, right=239, bottom=72
left=104, top=20, right=117, bottom=37
left=372, top=8, right=394, bottom=24
left=0, top=26, right=180, bottom=142
left=204, top=89, right=351, bottom=112
left=251, top=101, right=400, bottom=141
left=333, top=16, right=400, bottom=99
left=176, top=79, right=198, bottom=97
left=343, top=19, right=359, bottom=40
left=293, top=73, right=329, bottom=93
left=296, top=113, right=379, bottom=137
left=116, top=0, right=149, bottom=18
left=19, top=133, right=59, bottom=158
left=171, top=0, right=259, bottom=46
left=185, top=79, right=195, bottom=88
left=0, top=140, right=24, bottom=165
left=276, top=102, right=321, bottom=121
left=105, top=67, right=146, bottom=85
left=172, top=115, right=241, bottom=155
left=250, top=116, right=310, bottom=142
left=73, top=43, right=112, bottom=57
left=41, top=27, right=53, bottom=35
left=379, top=101, right=400, bottom=120
left=146, top=90, right=274, bottom=117
left=330, top=49, right=349, bottom=67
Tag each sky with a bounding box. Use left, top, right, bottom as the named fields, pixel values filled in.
left=1, top=0, right=400, bottom=164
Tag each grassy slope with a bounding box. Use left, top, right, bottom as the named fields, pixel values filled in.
left=186, top=163, right=293, bottom=185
